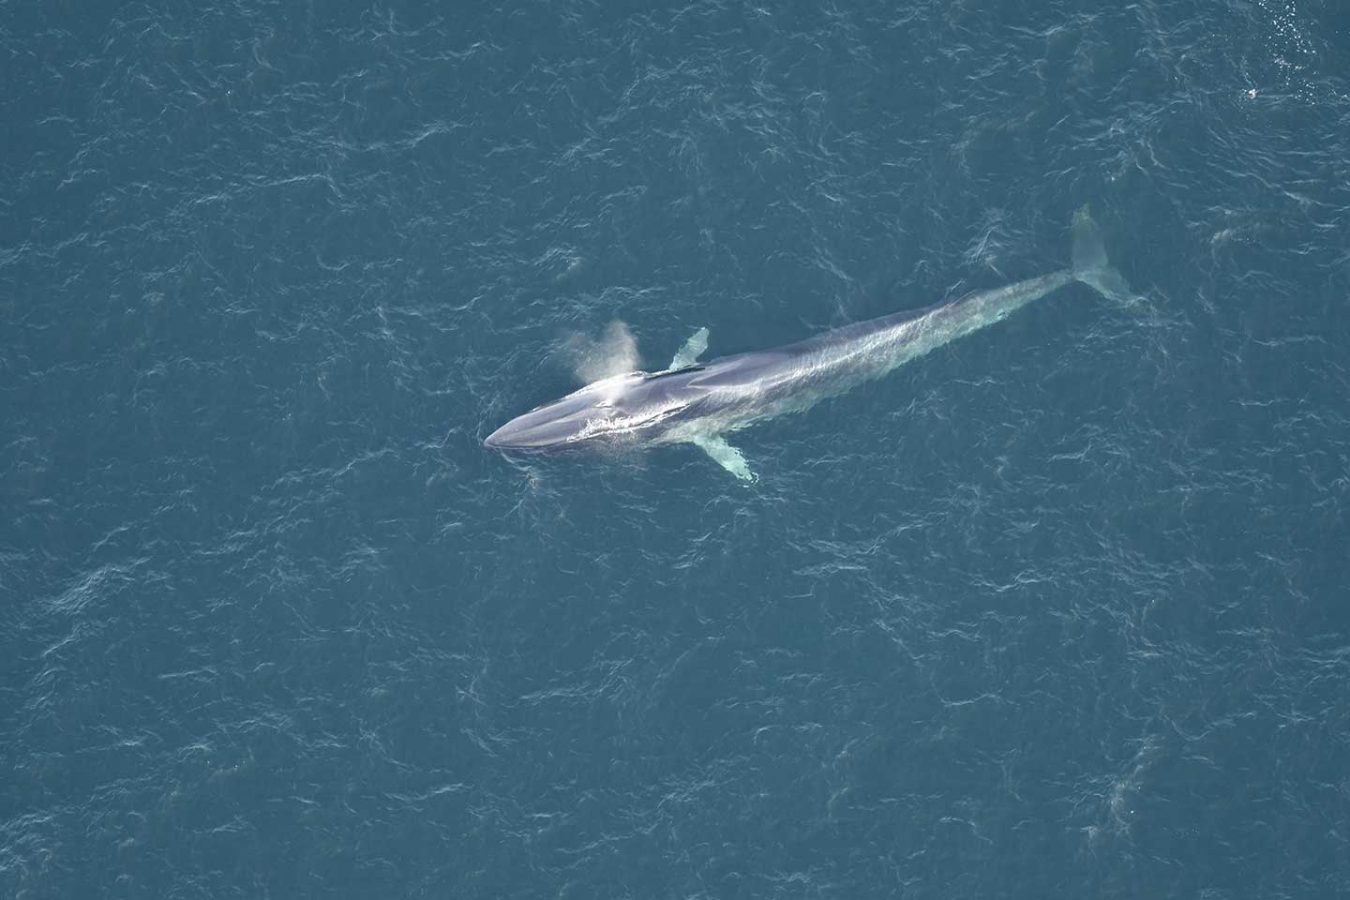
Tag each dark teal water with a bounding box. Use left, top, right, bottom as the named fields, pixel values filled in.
left=4, top=2, right=1349, bottom=897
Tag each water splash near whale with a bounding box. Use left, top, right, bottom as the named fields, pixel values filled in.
left=562, top=320, right=641, bottom=385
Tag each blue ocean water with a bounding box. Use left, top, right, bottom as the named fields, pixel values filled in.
left=3, top=1, right=1349, bottom=896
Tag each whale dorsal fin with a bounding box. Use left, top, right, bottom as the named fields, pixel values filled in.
left=669, top=327, right=709, bottom=370
left=691, top=434, right=757, bottom=483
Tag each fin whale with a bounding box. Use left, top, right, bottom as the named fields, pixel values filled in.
left=485, top=207, right=1131, bottom=482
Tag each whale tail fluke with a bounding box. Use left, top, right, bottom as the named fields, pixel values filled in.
left=1071, top=205, right=1137, bottom=307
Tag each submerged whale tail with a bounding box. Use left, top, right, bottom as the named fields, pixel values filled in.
left=1071, top=205, right=1135, bottom=306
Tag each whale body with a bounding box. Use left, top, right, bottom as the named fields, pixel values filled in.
left=485, top=208, right=1130, bottom=482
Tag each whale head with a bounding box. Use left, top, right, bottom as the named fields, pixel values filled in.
left=485, top=370, right=707, bottom=451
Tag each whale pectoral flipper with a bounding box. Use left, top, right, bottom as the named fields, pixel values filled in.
left=691, top=434, right=757, bottom=483
left=669, top=327, right=709, bottom=370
